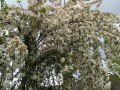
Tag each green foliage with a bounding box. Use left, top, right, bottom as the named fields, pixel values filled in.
left=110, top=74, right=120, bottom=82
left=39, top=8, right=47, bottom=14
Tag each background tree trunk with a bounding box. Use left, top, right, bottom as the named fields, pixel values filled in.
left=20, top=31, right=37, bottom=90
left=111, top=80, right=120, bottom=90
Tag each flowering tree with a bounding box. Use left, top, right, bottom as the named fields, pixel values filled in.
left=0, top=0, right=120, bottom=90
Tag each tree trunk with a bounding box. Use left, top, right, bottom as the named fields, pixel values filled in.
left=20, top=31, right=37, bottom=90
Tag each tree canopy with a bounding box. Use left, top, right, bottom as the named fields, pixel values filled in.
left=0, top=0, right=120, bottom=90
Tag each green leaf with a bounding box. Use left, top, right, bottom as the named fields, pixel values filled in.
left=39, top=8, right=47, bottom=14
